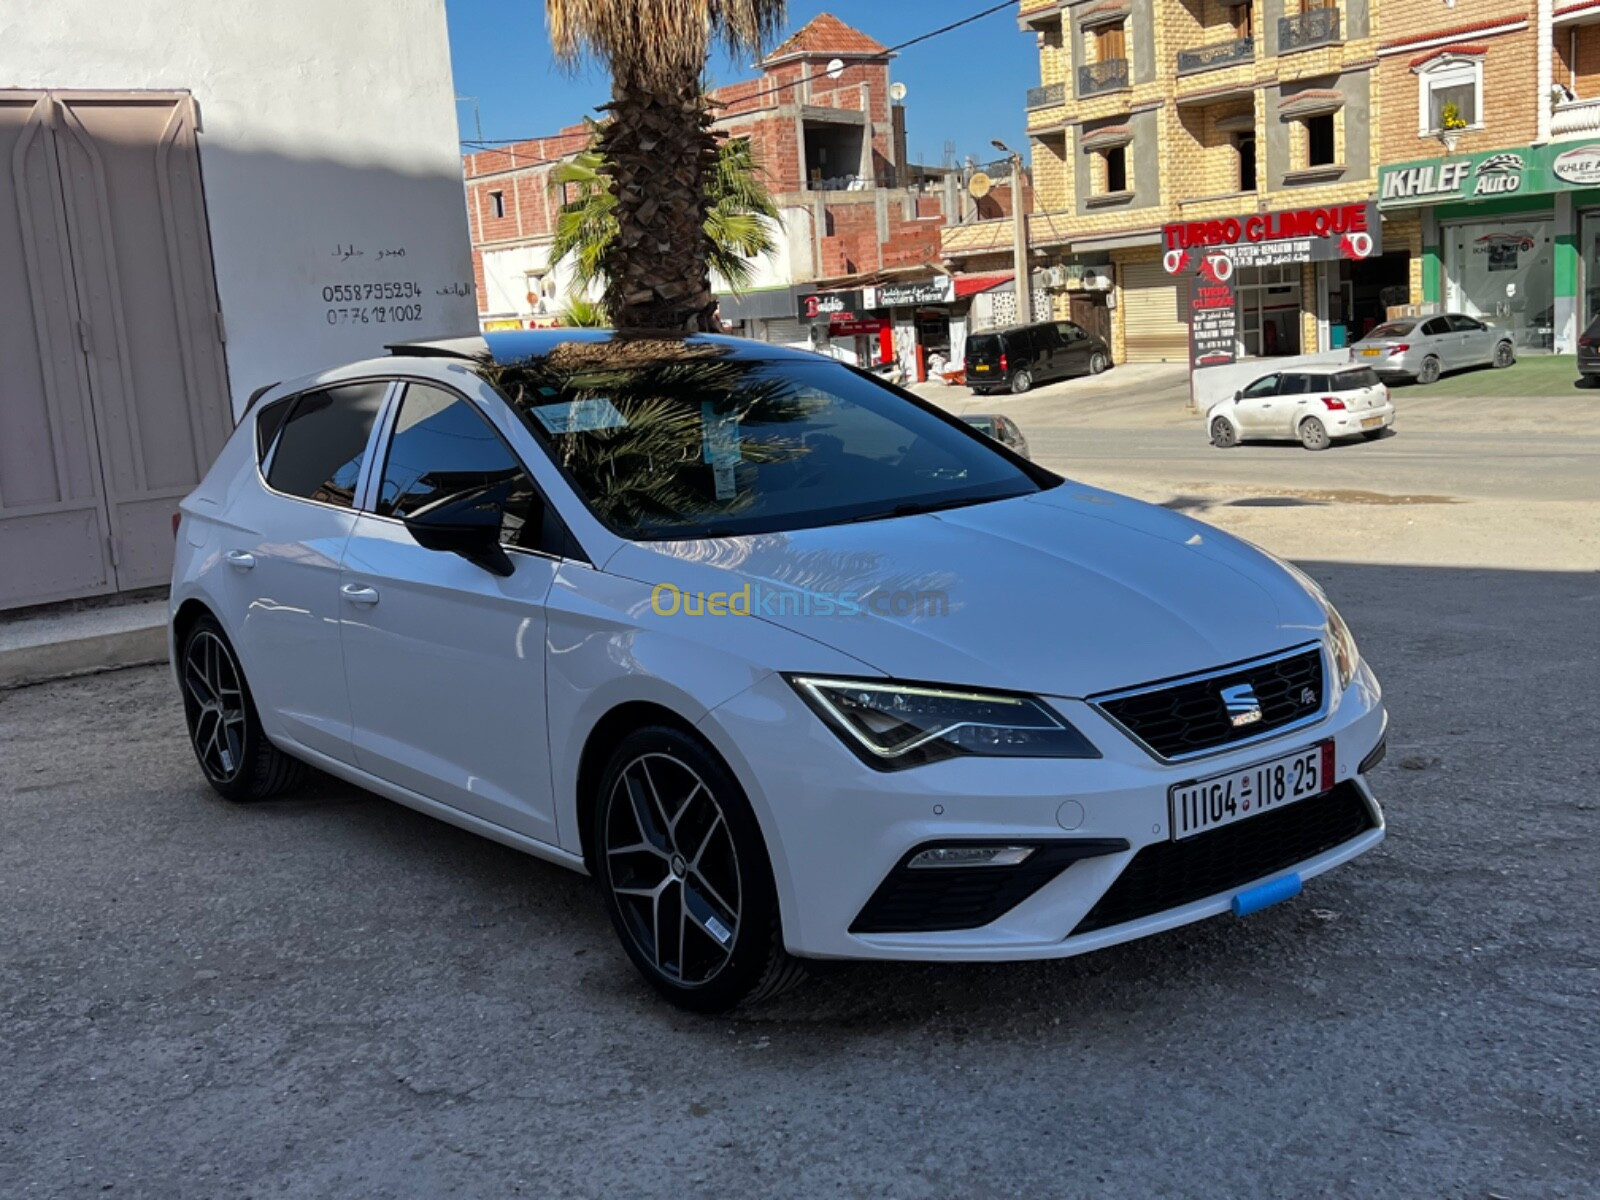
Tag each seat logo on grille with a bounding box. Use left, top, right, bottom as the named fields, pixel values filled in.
left=1220, top=683, right=1263, bottom=727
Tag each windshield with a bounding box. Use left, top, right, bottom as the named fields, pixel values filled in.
left=1335, top=367, right=1380, bottom=389
left=1366, top=321, right=1415, bottom=339
left=482, top=347, right=1047, bottom=540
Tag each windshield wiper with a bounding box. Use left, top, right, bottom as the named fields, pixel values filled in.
left=846, top=495, right=1000, bottom=524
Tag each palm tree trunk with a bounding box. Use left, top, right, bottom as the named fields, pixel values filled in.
left=599, top=68, right=720, bottom=332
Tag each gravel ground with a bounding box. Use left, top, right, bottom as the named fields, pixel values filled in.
left=2, top=556, right=1596, bottom=1199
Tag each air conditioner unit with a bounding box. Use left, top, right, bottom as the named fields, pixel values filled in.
left=1039, top=266, right=1067, bottom=289
left=1083, top=267, right=1114, bottom=292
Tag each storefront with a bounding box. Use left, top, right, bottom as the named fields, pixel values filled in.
left=1159, top=202, right=1383, bottom=365
left=1377, top=144, right=1600, bottom=354
left=796, top=289, right=892, bottom=366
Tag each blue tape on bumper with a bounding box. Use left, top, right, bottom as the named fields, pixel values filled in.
left=1231, top=873, right=1302, bottom=917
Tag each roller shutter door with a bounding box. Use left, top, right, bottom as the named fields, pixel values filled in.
left=1121, top=262, right=1189, bottom=363
left=760, top=316, right=809, bottom=346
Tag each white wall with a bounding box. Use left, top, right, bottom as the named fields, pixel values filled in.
left=481, top=243, right=592, bottom=320
left=3, top=0, right=477, bottom=417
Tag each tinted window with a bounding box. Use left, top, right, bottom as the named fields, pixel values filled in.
left=1286, top=373, right=1327, bottom=395
left=1421, top=318, right=1449, bottom=336
left=967, top=334, right=1001, bottom=362
left=961, top=416, right=999, bottom=437
left=255, top=396, right=294, bottom=464
left=1367, top=321, right=1415, bottom=339
left=488, top=352, right=1044, bottom=540
left=1335, top=367, right=1380, bottom=389
left=1058, top=322, right=1087, bottom=342
left=266, top=382, right=386, bottom=508
left=1241, top=374, right=1281, bottom=398
left=1446, top=314, right=1485, bottom=332
left=377, top=383, right=548, bottom=551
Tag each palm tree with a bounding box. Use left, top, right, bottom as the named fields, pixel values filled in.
left=545, top=0, right=787, bottom=331
left=550, top=124, right=780, bottom=312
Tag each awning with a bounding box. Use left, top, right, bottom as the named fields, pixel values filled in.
left=953, top=273, right=1014, bottom=298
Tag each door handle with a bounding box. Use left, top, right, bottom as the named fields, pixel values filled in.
left=341, top=583, right=380, bottom=606
left=224, top=550, right=255, bottom=570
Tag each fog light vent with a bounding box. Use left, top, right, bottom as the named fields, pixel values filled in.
left=907, top=845, right=1035, bottom=870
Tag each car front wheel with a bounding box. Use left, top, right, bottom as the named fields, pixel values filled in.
left=1088, top=351, right=1109, bottom=375
left=1493, top=340, right=1516, bottom=368
left=179, top=616, right=306, bottom=801
left=1210, top=416, right=1238, bottom=448
left=594, top=725, right=804, bottom=1012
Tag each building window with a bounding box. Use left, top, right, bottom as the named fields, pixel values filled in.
left=1231, top=2, right=1252, bottom=38
left=1095, top=21, right=1126, bottom=62
left=1236, top=133, right=1257, bottom=191
left=1103, top=146, right=1128, bottom=193
left=1306, top=114, right=1336, bottom=167
left=1417, top=57, right=1483, bottom=136
left=490, top=190, right=505, bottom=219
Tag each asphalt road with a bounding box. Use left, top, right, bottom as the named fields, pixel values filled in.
left=3, top=374, right=1598, bottom=1198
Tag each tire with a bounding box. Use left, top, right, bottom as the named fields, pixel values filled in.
left=593, top=725, right=804, bottom=1013
left=1493, top=340, right=1516, bottom=369
left=179, top=616, right=306, bottom=801
left=1417, top=355, right=1442, bottom=385
left=1298, top=416, right=1331, bottom=451
left=1088, top=351, right=1110, bottom=376
left=1010, top=369, right=1033, bottom=395
left=1210, top=416, right=1238, bottom=448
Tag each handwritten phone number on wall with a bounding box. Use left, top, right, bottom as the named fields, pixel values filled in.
left=321, top=282, right=421, bottom=303
left=325, top=304, right=424, bottom=326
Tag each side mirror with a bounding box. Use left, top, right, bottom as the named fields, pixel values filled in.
left=405, top=485, right=515, bottom=577
left=1233, top=390, right=1244, bottom=402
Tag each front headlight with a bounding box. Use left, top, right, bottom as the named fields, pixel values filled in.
left=1325, top=600, right=1360, bottom=691
left=788, top=676, right=1100, bottom=770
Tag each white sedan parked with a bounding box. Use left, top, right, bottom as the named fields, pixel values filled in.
left=171, top=331, right=1387, bottom=1011
left=1209, top=366, right=1396, bottom=450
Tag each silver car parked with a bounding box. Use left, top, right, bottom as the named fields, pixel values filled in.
left=1348, top=313, right=1516, bottom=385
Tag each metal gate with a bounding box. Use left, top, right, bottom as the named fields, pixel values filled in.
left=1121, top=261, right=1190, bottom=364
left=0, top=90, right=230, bottom=611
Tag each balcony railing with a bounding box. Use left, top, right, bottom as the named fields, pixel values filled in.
left=1553, top=95, right=1600, bottom=141
left=1178, top=36, right=1253, bottom=75
left=1278, top=7, right=1340, bottom=54
left=1078, top=58, right=1130, bottom=98
left=1026, top=81, right=1066, bottom=109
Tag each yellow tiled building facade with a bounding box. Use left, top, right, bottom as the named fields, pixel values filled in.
left=948, top=1, right=1600, bottom=362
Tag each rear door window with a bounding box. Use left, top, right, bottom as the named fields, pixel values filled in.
left=1421, top=317, right=1449, bottom=336
left=1279, top=373, right=1324, bottom=396
left=255, top=396, right=295, bottom=464
left=265, top=382, right=388, bottom=508
left=1446, top=315, right=1484, bottom=332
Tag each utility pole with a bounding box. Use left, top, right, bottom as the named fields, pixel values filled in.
left=993, top=139, right=1030, bottom=323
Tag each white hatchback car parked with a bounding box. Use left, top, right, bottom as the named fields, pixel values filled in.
left=171, top=331, right=1388, bottom=1011
left=1209, top=365, right=1395, bottom=451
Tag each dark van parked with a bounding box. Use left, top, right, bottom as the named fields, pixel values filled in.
left=965, top=320, right=1112, bottom=394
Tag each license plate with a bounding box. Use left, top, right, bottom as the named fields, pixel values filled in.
left=1361, top=348, right=1381, bottom=357
left=1361, top=415, right=1383, bottom=429
left=1169, top=743, right=1328, bottom=841
left=974, top=364, right=990, bottom=372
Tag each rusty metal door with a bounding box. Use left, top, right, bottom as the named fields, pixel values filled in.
left=0, top=90, right=229, bottom=610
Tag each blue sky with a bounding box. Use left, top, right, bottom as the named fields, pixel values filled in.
left=444, top=0, right=1034, bottom=168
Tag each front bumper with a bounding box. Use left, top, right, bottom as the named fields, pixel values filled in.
left=699, top=659, right=1387, bottom=961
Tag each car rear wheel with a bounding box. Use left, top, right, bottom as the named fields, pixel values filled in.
left=1089, top=351, right=1109, bottom=375
left=1298, top=417, right=1330, bottom=451
left=179, top=617, right=306, bottom=801
left=1010, top=370, right=1033, bottom=394
left=1493, top=340, right=1516, bottom=368
left=1417, top=355, right=1442, bottom=385
left=594, top=726, right=804, bottom=1013
left=1210, top=417, right=1238, bottom=448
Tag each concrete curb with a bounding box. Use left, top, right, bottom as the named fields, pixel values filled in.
left=0, top=601, right=168, bottom=690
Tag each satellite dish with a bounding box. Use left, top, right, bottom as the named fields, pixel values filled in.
left=889, top=82, right=907, bottom=102
left=968, top=171, right=993, bottom=199
left=826, top=57, right=845, bottom=79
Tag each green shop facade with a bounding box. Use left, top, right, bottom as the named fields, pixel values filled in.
left=1379, top=143, right=1600, bottom=354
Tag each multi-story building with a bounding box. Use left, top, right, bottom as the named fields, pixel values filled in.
left=465, top=14, right=964, bottom=368
left=1377, top=1, right=1600, bottom=354
left=948, top=0, right=1392, bottom=364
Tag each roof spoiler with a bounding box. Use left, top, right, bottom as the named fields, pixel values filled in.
left=383, top=337, right=485, bottom=360
left=237, top=381, right=280, bottom=425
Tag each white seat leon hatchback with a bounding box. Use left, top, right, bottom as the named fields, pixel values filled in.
left=171, top=331, right=1388, bottom=1011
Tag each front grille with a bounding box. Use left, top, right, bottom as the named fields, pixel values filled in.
left=1072, top=783, right=1375, bottom=936
left=852, top=839, right=1127, bottom=934
left=1094, top=645, right=1325, bottom=760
